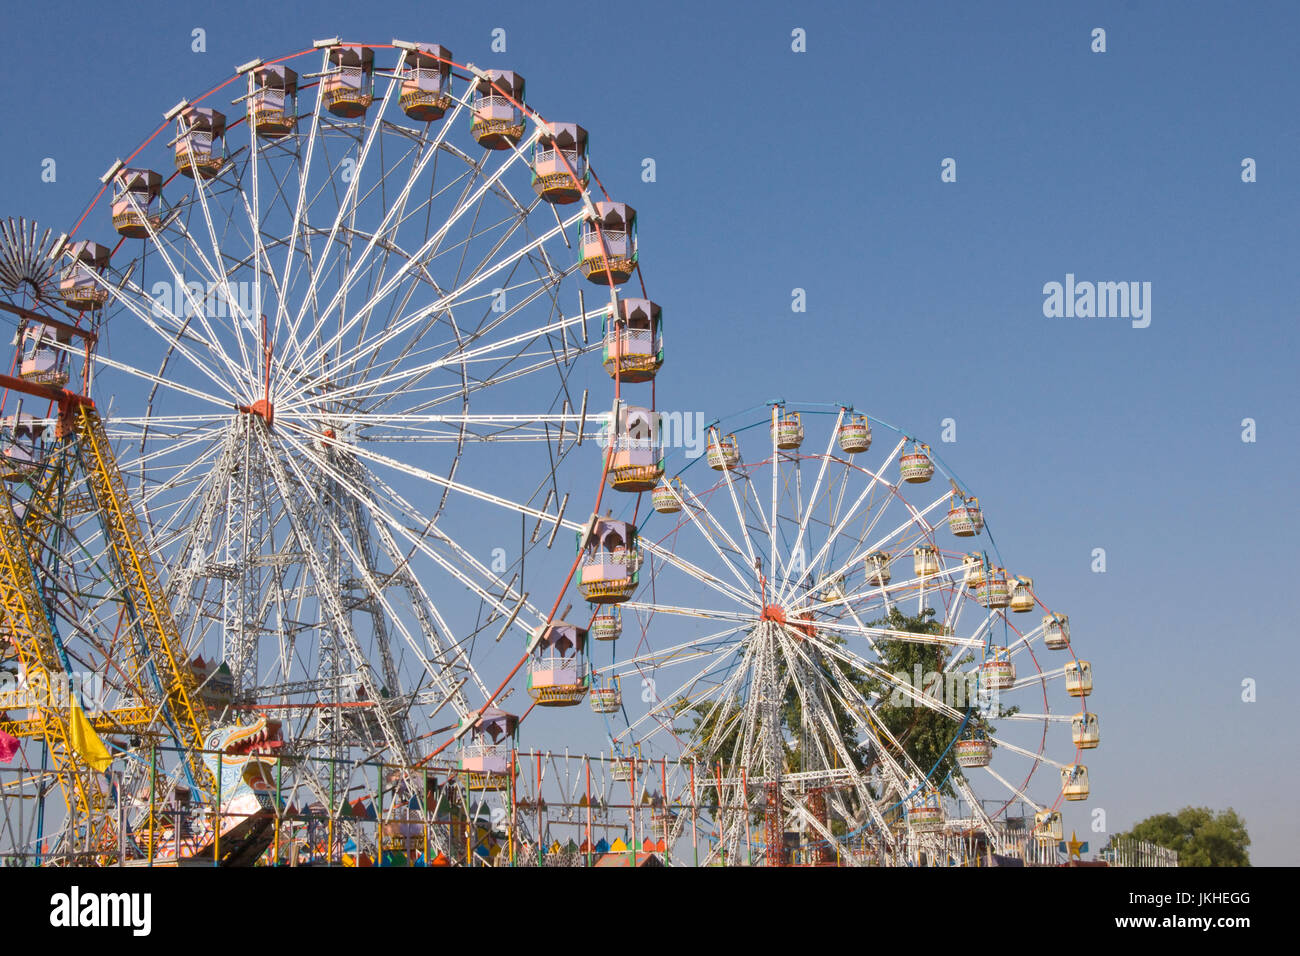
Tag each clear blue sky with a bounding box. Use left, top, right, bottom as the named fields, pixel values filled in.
left=1, top=0, right=1295, bottom=863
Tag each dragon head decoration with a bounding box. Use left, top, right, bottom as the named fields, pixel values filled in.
left=149, top=715, right=285, bottom=865
left=202, top=715, right=284, bottom=816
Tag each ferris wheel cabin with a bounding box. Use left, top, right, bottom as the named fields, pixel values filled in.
left=976, top=568, right=1011, bottom=608
left=1064, top=659, right=1093, bottom=697
left=1061, top=764, right=1090, bottom=801
left=322, top=45, right=375, bottom=118
left=1042, top=612, right=1071, bottom=650
left=19, top=323, right=72, bottom=387
left=707, top=432, right=740, bottom=471
left=611, top=753, right=642, bottom=782
left=1009, top=575, right=1036, bottom=613
left=109, top=167, right=162, bottom=238
left=605, top=404, right=664, bottom=493
left=651, top=476, right=683, bottom=514
left=589, top=676, right=622, bottom=713
left=1, top=413, right=44, bottom=482
left=898, top=443, right=934, bottom=483
left=980, top=647, right=1016, bottom=691
left=948, top=495, right=984, bottom=537
left=865, top=551, right=893, bottom=586
left=578, top=517, right=640, bottom=604
left=58, top=240, right=110, bottom=312
left=838, top=414, right=872, bottom=454
left=603, top=298, right=663, bottom=382
left=533, top=123, right=589, bottom=204
left=955, top=730, right=993, bottom=768
left=172, top=106, right=227, bottom=179
left=771, top=408, right=804, bottom=450
left=1034, top=810, right=1063, bottom=843
left=470, top=70, right=525, bottom=149
left=1071, top=711, right=1100, bottom=749
left=580, top=201, right=637, bottom=285
left=591, top=607, right=622, bottom=641
left=907, top=789, right=945, bottom=832
left=457, top=708, right=518, bottom=792
left=247, top=64, right=298, bottom=138
left=400, top=43, right=453, bottom=122
left=527, top=621, right=590, bottom=707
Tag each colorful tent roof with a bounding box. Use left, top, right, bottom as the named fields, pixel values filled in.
left=592, top=851, right=664, bottom=868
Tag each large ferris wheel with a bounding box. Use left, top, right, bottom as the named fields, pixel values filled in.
left=584, top=404, right=1097, bottom=865
left=0, top=38, right=651, bottom=862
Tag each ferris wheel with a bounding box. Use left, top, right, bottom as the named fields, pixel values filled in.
left=585, top=402, right=1097, bottom=866
left=5, top=38, right=648, bottom=851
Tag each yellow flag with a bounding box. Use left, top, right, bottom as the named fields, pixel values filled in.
left=69, top=699, right=111, bottom=772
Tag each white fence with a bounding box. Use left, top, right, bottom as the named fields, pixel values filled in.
left=1103, top=836, right=1179, bottom=867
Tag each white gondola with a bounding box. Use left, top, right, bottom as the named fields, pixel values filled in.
left=1071, top=711, right=1100, bottom=749
left=707, top=432, right=739, bottom=471
left=589, top=678, right=622, bottom=714
left=1064, top=660, right=1093, bottom=698
left=975, top=569, right=1011, bottom=608
left=1042, top=613, right=1071, bottom=650
left=1009, top=576, right=1035, bottom=613
left=1034, top=810, right=1063, bottom=843
left=591, top=609, right=622, bottom=641
left=651, top=477, right=682, bottom=514
left=907, top=790, right=945, bottom=832
left=838, top=414, right=871, bottom=454
left=1061, top=764, right=1090, bottom=801
left=947, top=496, right=983, bottom=537
left=899, top=444, right=934, bottom=483
left=980, top=649, right=1016, bottom=691
left=955, top=733, right=992, bottom=768
left=865, top=552, right=892, bottom=586
left=771, top=409, right=804, bottom=450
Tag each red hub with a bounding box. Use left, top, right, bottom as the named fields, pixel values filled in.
left=242, top=398, right=274, bottom=427
left=759, top=603, right=815, bottom=638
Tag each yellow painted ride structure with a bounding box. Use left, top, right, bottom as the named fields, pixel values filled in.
left=0, top=365, right=212, bottom=861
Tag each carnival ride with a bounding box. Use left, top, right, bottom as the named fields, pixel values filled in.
left=0, top=36, right=1096, bottom=867
left=583, top=404, right=1096, bottom=865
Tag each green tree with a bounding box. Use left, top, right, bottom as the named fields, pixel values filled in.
left=861, top=607, right=980, bottom=797
left=1109, top=807, right=1251, bottom=867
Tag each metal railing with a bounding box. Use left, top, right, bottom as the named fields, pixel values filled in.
left=1104, top=836, right=1179, bottom=867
